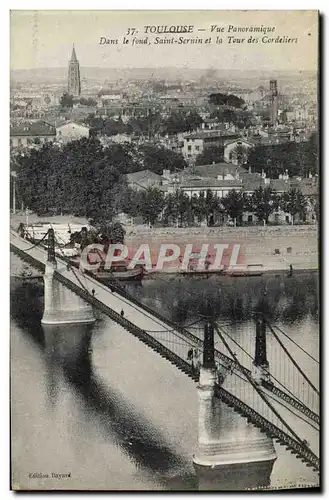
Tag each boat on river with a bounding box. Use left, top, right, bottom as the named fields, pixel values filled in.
left=223, top=264, right=264, bottom=277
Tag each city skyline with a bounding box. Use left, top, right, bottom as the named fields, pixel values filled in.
left=10, top=10, right=318, bottom=72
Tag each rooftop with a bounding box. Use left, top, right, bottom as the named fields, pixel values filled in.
left=10, top=121, right=56, bottom=137
left=184, top=163, right=248, bottom=178
left=183, top=130, right=239, bottom=140
left=179, top=178, right=243, bottom=189
left=56, top=120, right=90, bottom=130
left=126, top=170, right=163, bottom=183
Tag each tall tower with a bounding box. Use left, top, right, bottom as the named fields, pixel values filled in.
left=68, top=44, right=81, bottom=97
left=269, top=80, right=278, bottom=126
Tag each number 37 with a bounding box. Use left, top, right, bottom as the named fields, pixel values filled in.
left=126, top=27, right=137, bottom=35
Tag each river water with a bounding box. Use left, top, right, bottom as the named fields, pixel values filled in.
left=10, top=271, right=320, bottom=491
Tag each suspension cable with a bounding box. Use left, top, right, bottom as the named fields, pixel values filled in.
left=272, top=324, right=319, bottom=365
left=80, top=238, right=210, bottom=322
left=217, top=325, right=254, bottom=360
left=217, top=324, right=313, bottom=409
left=264, top=391, right=319, bottom=431
left=214, top=324, right=311, bottom=448
left=266, top=321, right=319, bottom=396
left=20, top=230, right=49, bottom=251
left=54, top=234, right=205, bottom=340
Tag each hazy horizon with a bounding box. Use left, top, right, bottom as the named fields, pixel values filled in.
left=11, top=66, right=317, bottom=73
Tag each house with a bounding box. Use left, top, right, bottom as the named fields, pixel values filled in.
left=10, top=121, right=56, bottom=149
left=175, top=177, right=243, bottom=199
left=11, top=92, right=59, bottom=110
left=223, top=139, right=254, bottom=164
left=126, top=170, right=163, bottom=191
left=201, top=118, right=221, bottom=130
left=56, top=121, right=90, bottom=144
left=182, top=130, right=240, bottom=159
left=97, top=93, right=123, bottom=108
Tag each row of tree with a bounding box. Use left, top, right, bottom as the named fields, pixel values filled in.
left=121, top=185, right=313, bottom=226
left=84, top=109, right=256, bottom=138
left=84, top=110, right=204, bottom=138
left=247, top=134, right=319, bottom=178
left=193, top=136, right=318, bottom=176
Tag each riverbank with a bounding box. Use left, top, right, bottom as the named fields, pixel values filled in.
left=124, top=225, right=318, bottom=272
left=10, top=215, right=318, bottom=273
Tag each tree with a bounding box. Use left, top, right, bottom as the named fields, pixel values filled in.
left=163, top=110, right=203, bottom=135
left=139, top=144, right=187, bottom=174
left=126, top=112, right=163, bottom=138
left=79, top=97, right=97, bottom=106
left=281, top=188, right=307, bottom=224
left=195, top=145, right=224, bottom=166
left=221, top=190, right=246, bottom=225
left=16, top=138, right=124, bottom=221
left=208, top=93, right=245, bottom=108
left=251, top=187, right=279, bottom=224
left=163, top=190, right=190, bottom=226
left=95, top=222, right=126, bottom=247
left=102, top=118, right=128, bottom=136
left=138, top=187, right=165, bottom=225
left=193, top=191, right=207, bottom=223
left=205, top=189, right=220, bottom=226
left=119, top=187, right=142, bottom=218
left=231, top=144, right=249, bottom=165
left=60, top=93, right=74, bottom=109
left=247, top=139, right=319, bottom=179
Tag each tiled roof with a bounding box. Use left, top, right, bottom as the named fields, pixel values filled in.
left=184, top=163, right=247, bottom=178
left=183, top=130, right=240, bottom=140
left=126, top=170, right=162, bottom=183
left=224, top=138, right=254, bottom=147
left=10, top=121, right=56, bottom=137
left=240, top=173, right=264, bottom=191
left=180, top=177, right=243, bottom=189
left=288, top=179, right=318, bottom=196
left=56, top=120, right=90, bottom=130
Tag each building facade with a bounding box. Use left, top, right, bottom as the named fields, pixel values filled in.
left=56, top=121, right=90, bottom=144
left=10, top=121, right=56, bottom=149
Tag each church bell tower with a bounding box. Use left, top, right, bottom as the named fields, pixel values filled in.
left=68, top=44, right=81, bottom=97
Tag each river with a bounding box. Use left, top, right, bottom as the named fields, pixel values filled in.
left=10, top=271, right=320, bottom=491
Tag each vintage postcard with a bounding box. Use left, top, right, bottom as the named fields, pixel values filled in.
left=10, top=10, right=319, bottom=491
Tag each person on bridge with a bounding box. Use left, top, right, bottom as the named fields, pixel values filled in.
left=120, top=309, right=125, bottom=317
left=187, top=348, right=194, bottom=368
left=91, top=289, right=95, bottom=297
left=188, top=348, right=201, bottom=375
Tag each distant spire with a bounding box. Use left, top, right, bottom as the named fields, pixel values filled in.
left=71, top=44, right=77, bottom=62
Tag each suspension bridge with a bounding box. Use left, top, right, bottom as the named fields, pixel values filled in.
left=10, top=227, right=320, bottom=477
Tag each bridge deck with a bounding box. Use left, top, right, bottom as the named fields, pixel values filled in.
left=10, top=231, right=320, bottom=472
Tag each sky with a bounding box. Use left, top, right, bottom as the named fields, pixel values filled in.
left=10, top=10, right=318, bottom=71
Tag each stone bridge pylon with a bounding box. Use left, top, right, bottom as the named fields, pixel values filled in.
left=42, top=229, right=95, bottom=326
left=193, top=314, right=277, bottom=489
